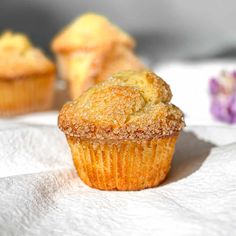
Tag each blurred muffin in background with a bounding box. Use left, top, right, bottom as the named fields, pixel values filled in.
left=0, top=31, right=55, bottom=116
left=51, top=13, right=144, bottom=99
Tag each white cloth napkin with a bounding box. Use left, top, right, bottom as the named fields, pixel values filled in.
left=0, top=122, right=236, bottom=236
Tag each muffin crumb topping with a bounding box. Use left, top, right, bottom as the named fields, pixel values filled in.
left=59, top=70, right=185, bottom=140
left=52, top=13, right=135, bottom=53
left=0, top=31, right=55, bottom=79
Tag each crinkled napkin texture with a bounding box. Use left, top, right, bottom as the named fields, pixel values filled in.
left=0, top=122, right=236, bottom=236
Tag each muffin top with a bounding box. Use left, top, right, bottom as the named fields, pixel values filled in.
left=59, top=70, right=185, bottom=140
left=51, top=13, right=135, bottom=53
left=0, top=31, right=55, bottom=79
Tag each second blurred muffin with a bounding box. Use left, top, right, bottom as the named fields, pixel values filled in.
left=51, top=13, right=144, bottom=99
left=0, top=31, right=55, bottom=116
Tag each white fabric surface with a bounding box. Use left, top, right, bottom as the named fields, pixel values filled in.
left=0, top=122, right=236, bottom=236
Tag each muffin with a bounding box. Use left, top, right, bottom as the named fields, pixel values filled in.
left=51, top=13, right=144, bottom=99
left=0, top=31, right=55, bottom=116
left=58, top=70, right=185, bottom=191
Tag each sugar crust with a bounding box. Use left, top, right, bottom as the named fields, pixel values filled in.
left=0, top=31, right=55, bottom=79
left=59, top=70, right=185, bottom=140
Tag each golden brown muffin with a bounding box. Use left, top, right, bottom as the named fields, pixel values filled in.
left=0, top=31, right=55, bottom=116
left=51, top=13, right=144, bottom=99
left=58, top=70, right=185, bottom=191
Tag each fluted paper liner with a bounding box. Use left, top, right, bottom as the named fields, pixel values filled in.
left=0, top=74, right=54, bottom=116
left=67, top=135, right=178, bottom=191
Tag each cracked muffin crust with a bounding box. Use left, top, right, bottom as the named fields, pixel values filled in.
left=52, top=13, right=134, bottom=53
left=58, top=70, right=185, bottom=191
left=59, top=70, right=184, bottom=140
left=0, top=31, right=55, bottom=79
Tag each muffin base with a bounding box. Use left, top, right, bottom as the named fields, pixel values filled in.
left=56, top=51, right=104, bottom=99
left=0, top=74, right=54, bottom=116
left=67, top=135, right=178, bottom=191
left=56, top=54, right=70, bottom=81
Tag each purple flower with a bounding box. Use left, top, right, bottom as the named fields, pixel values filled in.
left=209, top=71, right=236, bottom=124
left=209, top=78, right=220, bottom=95
left=210, top=98, right=236, bottom=123
left=228, top=93, right=236, bottom=121
left=210, top=99, right=222, bottom=118
left=232, top=70, right=236, bottom=79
